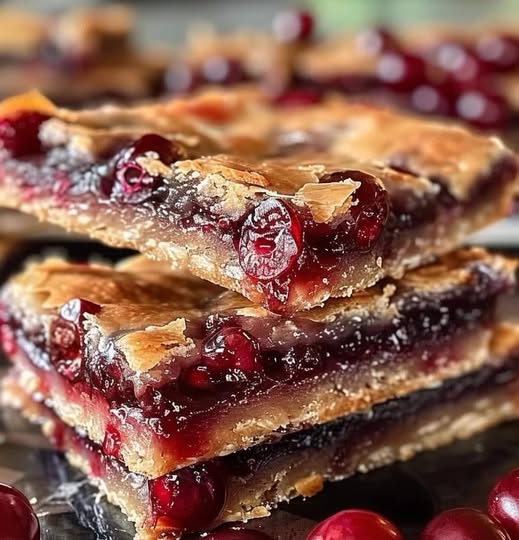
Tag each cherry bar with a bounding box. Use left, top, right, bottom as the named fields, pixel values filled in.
left=0, top=249, right=515, bottom=477
left=0, top=90, right=516, bottom=313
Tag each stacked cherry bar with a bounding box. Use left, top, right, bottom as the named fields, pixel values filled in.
left=0, top=5, right=167, bottom=105
left=164, top=10, right=519, bottom=135
left=0, top=88, right=518, bottom=539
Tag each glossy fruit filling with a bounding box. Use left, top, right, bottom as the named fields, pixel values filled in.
left=37, top=356, right=519, bottom=535
left=0, top=116, right=516, bottom=312
left=0, top=258, right=511, bottom=466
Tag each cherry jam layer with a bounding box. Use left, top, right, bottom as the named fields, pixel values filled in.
left=0, top=113, right=515, bottom=312
left=0, top=258, right=512, bottom=472
left=30, top=355, right=519, bottom=536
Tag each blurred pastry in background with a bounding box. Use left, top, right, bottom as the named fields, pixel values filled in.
left=0, top=5, right=169, bottom=106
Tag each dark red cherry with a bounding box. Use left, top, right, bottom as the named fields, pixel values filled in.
left=431, top=41, right=487, bottom=83
left=410, top=83, right=453, bottom=116
left=50, top=298, right=100, bottom=382
left=201, top=57, right=245, bottom=85
left=421, top=508, right=510, bottom=540
left=0, top=483, right=40, bottom=540
left=321, top=170, right=389, bottom=251
left=272, top=9, right=314, bottom=43
left=376, top=51, right=426, bottom=91
left=0, top=111, right=50, bottom=157
left=355, top=27, right=398, bottom=56
left=488, top=468, right=519, bottom=538
left=477, top=34, right=519, bottom=72
left=105, top=134, right=185, bottom=202
left=205, top=528, right=273, bottom=539
left=203, top=326, right=261, bottom=375
left=455, top=89, right=509, bottom=129
left=164, top=63, right=201, bottom=94
left=306, top=509, right=403, bottom=540
left=180, top=365, right=214, bottom=392
left=149, top=463, right=226, bottom=532
left=238, top=199, right=302, bottom=281
left=274, top=87, right=322, bottom=107
left=102, top=425, right=122, bottom=459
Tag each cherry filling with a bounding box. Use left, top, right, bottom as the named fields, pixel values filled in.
left=0, top=111, right=50, bottom=158
left=35, top=357, right=519, bottom=536
left=49, top=298, right=100, bottom=382
left=101, top=133, right=186, bottom=203
left=149, top=462, right=226, bottom=531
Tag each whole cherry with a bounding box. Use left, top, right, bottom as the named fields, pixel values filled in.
left=0, top=111, right=50, bottom=158
left=272, top=9, right=314, bottom=43
left=0, top=483, right=40, bottom=540
left=306, top=509, right=403, bottom=540
left=488, top=468, right=519, bottom=539
left=421, top=508, right=510, bottom=540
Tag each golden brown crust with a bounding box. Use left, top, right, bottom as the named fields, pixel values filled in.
left=2, top=89, right=516, bottom=203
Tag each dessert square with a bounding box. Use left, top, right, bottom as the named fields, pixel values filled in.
left=0, top=90, right=516, bottom=312
left=0, top=248, right=515, bottom=478
left=3, top=324, right=519, bottom=538
left=0, top=6, right=167, bottom=105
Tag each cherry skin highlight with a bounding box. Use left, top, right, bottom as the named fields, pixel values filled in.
left=238, top=199, right=302, bottom=281
left=0, top=483, right=40, bottom=540
left=149, top=463, right=226, bottom=532
left=421, top=508, right=510, bottom=540
left=0, top=111, right=50, bottom=158
left=272, top=9, right=314, bottom=43
left=306, top=509, right=403, bottom=540
left=488, top=468, right=519, bottom=539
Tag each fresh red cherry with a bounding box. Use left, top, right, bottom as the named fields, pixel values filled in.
left=376, top=51, right=426, bottom=91
left=201, top=57, right=245, bottom=85
left=149, top=463, right=226, bottom=532
left=476, top=34, right=519, bottom=72
left=272, top=9, right=314, bottom=43
left=306, top=509, right=403, bottom=540
left=431, top=41, right=487, bottom=83
left=274, top=87, right=322, bottom=107
left=421, top=508, right=510, bottom=540
left=0, top=483, right=40, bottom=540
left=238, top=199, right=303, bottom=281
left=164, top=63, right=201, bottom=94
left=205, top=528, right=273, bottom=539
left=488, top=468, right=519, bottom=539
left=355, top=26, right=398, bottom=56
left=455, top=89, right=509, bottom=129
left=203, top=326, right=261, bottom=375
left=0, top=111, right=50, bottom=158
left=107, top=134, right=185, bottom=202
left=410, top=83, right=453, bottom=116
